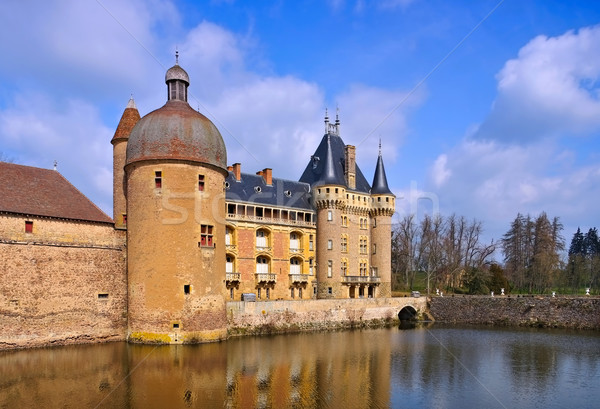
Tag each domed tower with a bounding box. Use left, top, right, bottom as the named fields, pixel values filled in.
left=369, top=142, right=395, bottom=298
left=111, top=97, right=140, bottom=229
left=125, top=54, right=228, bottom=344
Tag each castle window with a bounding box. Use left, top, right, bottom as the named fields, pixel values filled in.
left=341, top=260, right=347, bottom=275
left=256, top=229, right=268, bottom=248
left=173, top=323, right=180, bottom=329
left=335, top=188, right=338, bottom=194
left=97, top=293, right=108, bottom=299
left=373, top=243, right=377, bottom=254
left=341, top=236, right=347, bottom=253
left=258, top=288, right=262, bottom=299
left=230, top=288, right=234, bottom=300
left=373, top=218, right=377, bottom=228
left=309, top=235, right=314, bottom=250
left=327, top=260, right=332, bottom=277
left=200, top=224, right=214, bottom=247
left=290, top=257, right=301, bottom=275
left=266, top=288, right=270, bottom=300
left=327, top=240, right=333, bottom=250
left=155, top=171, right=162, bottom=189
left=328, top=287, right=332, bottom=295
left=327, top=210, right=333, bottom=221
left=198, top=174, right=205, bottom=191
left=378, top=197, right=381, bottom=202
left=122, top=214, right=127, bottom=225
left=291, top=288, right=295, bottom=298
left=184, top=285, right=190, bottom=295
left=299, top=288, right=303, bottom=299
left=326, top=188, right=330, bottom=194
left=309, top=258, right=314, bottom=275
left=25, top=221, right=33, bottom=233
left=386, top=197, right=389, bottom=202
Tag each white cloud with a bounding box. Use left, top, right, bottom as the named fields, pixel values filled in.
left=475, top=25, right=600, bottom=142
left=426, top=139, right=600, bottom=244
left=0, top=93, right=114, bottom=213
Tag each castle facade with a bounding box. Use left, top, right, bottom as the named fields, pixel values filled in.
left=0, top=58, right=394, bottom=347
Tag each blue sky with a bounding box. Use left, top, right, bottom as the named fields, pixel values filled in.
left=1, top=0, right=600, bottom=255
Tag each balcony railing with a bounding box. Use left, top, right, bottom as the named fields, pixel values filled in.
left=227, top=213, right=316, bottom=227
left=255, top=273, right=277, bottom=283
left=341, top=275, right=381, bottom=284
left=226, top=243, right=237, bottom=251
left=289, top=247, right=303, bottom=254
left=289, top=274, right=310, bottom=283
left=226, top=272, right=241, bottom=282
left=256, top=246, right=272, bottom=253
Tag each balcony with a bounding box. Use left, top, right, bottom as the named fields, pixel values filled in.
left=341, top=276, right=381, bottom=284
left=289, top=247, right=303, bottom=254
left=289, top=274, right=310, bottom=283
left=226, top=272, right=240, bottom=282
left=226, top=243, right=237, bottom=252
left=256, top=246, right=272, bottom=253
left=255, top=273, right=277, bottom=283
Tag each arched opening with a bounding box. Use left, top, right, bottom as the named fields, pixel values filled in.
left=226, top=254, right=235, bottom=273
left=290, top=257, right=302, bottom=275
left=290, top=231, right=302, bottom=251
left=256, top=256, right=270, bottom=274
left=256, top=228, right=270, bottom=249
left=398, top=306, right=418, bottom=321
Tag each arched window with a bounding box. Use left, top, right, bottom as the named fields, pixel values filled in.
left=256, top=256, right=270, bottom=273
left=226, top=255, right=234, bottom=273
left=290, top=257, right=302, bottom=275
left=290, top=232, right=300, bottom=251
left=256, top=229, right=268, bottom=248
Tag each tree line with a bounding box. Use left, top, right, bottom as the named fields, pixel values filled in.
left=392, top=211, right=598, bottom=295
left=391, top=213, right=495, bottom=294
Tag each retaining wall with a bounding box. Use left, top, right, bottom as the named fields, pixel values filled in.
left=226, top=297, right=429, bottom=336
left=430, top=295, right=600, bottom=329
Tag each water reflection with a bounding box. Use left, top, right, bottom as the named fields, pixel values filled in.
left=0, top=326, right=599, bottom=409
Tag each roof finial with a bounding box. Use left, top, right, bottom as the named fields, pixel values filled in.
left=53, top=160, right=57, bottom=171
left=335, top=104, right=340, bottom=124
left=175, top=47, right=179, bottom=65
left=379, top=137, right=382, bottom=156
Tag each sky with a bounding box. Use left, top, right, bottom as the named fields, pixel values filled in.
left=1, top=0, right=600, bottom=258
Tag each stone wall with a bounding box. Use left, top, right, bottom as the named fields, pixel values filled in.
left=430, top=295, right=600, bottom=329
left=227, top=297, right=429, bottom=336
left=0, top=215, right=127, bottom=350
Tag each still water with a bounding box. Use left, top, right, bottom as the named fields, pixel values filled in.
left=1, top=325, right=599, bottom=409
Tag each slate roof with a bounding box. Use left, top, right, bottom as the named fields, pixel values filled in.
left=371, top=154, right=393, bottom=195
left=299, top=132, right=371, bottom=193
left=0, top=162, right=113, bottom=223
left=225, top=172, right=313, bottom=211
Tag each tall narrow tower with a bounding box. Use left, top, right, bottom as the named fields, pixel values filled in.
left=125, top=55, right=228, bottom=343
left=111, top=97, right=140, bottom=229
left=369, top=143, right=395, bottom=297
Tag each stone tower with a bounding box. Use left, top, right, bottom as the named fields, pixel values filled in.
left=111, top=97, right=140, bottom=229
left=369, top=143, right=395, bottom=297
left=124, top=55, right=229, bottom=344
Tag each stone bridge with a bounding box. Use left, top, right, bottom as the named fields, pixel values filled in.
left=227, top=297, right=429, bottom=336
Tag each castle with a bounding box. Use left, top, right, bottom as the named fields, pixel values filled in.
left=0, top=58, right=395, bottom=347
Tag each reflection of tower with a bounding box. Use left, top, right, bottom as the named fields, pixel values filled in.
left=111, top=97, right=140, bottom=229
left=125, top=54, right=228, bottom=343
left=369, top=142, right=395, bottom=297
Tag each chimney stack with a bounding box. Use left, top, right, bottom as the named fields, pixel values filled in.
left=263, top=168, right=272, bottom=185
left=232, top=163, right=241, bottom=181
left=345, top=145, right=356, bottom=189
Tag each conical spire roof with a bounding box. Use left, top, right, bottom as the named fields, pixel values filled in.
left=111, top=96, right=140, bottom=144
left=371, top=144, right=392, bottom=195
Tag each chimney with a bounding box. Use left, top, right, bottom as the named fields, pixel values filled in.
left=227, top=165, right=233, bottom=171
left=263, top=168, right=272, bottom=185
left=345, top=145, right=356, bottom=189
left=233, top=163, right=241, bottom=181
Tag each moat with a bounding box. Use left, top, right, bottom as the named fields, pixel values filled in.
left=1, top=325, right=599, bottom=409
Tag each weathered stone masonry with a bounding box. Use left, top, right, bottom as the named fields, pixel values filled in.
left=429, top=296, right=600, bottom=329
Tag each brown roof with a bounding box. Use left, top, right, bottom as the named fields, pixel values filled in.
left=111, top=98, right=141, bottom=143
left=0, top=162, right=113, bottom=223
